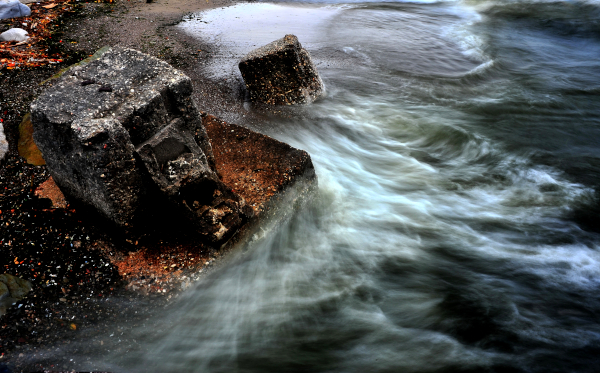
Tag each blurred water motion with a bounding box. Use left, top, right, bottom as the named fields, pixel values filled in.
left=21, top=0, right=600, bottom=372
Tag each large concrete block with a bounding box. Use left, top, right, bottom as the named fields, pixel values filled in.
left=239, top=34, right=324, bottom=105
left=31, top=47, right=248, bottom=243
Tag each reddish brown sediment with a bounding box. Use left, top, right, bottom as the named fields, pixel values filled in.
left=94, top=239, right=210, bottom=294
left=34, top=177, right=66, bottom=208
left=203, top=113, right=315, bottom=214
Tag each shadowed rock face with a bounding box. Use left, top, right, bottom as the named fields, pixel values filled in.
left=239, top=34, right=324, bottom=105
left=30, top=47, right=251, bottom=245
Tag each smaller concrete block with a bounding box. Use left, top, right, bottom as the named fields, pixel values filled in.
left=239, top=34, right=324, bottom=105
left=30, top=47, right=216, bottom=228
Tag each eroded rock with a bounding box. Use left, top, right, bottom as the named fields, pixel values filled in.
left=239, top=34, right=324, bottom=105
left=31, top=47, right=250, bottom=244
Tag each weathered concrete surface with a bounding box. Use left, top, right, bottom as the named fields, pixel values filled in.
left=203, top=113, right=316, bottom=215
left=19, top=46, right=115, bottom=167
left=30, top=47, right=249, bottom=244
left=239, top=34, right=324, bottom=105
left=0, top=274, right=32, bottom=316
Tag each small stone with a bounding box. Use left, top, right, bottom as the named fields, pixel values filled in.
left=98, top=85, right=113, bottom=92
left=0, top=27, right=28, bottom=41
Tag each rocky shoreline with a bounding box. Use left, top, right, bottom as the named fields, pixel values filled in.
left=0, top=0, right=319, bottom=370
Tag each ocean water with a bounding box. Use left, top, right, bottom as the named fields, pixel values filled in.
left=20, top=0, right=600, bottom=371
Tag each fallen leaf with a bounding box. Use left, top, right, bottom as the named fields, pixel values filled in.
left=42, top=3, right=57, bottom=8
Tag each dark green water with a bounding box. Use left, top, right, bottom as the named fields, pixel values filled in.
left=18, top=1, right=600, bottom=372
